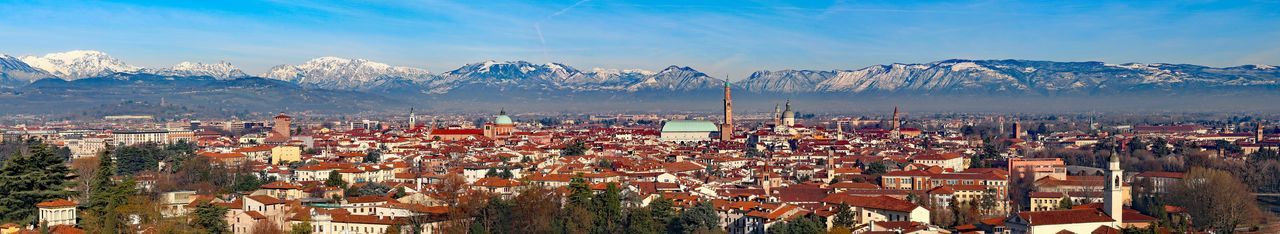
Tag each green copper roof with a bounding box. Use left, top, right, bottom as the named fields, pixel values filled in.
left=661, top=120, right=719, bottom=132
left=495, top=115, right=514, bottom=125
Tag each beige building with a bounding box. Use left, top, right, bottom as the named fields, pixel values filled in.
left=160, top=191, right=197, bottom=218
left=227, top=195, right=289, bottom=234
left=823, top=195, right=931, bottom=225
left=914, top=153, right=967, bottom=171
left=112, top=130, right=170, bottom=146
left=167, top=130, right=194, bottom=143
left=36, top=199, right=78, bottom=227
left=271, top=146, right=302, bottom=165
left=1028, top=192, right=1066, bottom=211
left=64, top=135, right=111, bottom=159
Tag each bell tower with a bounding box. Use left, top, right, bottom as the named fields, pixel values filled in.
left=1104, top=153, right=1123, bottom=227
left=721, top=81, right=733, bottom=141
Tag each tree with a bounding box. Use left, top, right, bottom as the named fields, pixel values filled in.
left=567, top=175, right=592, bottom=208
left=593, top=183, right=623, bottom=234
left=363, top=150, right=382, bottom=163
left=669, top=202, right=722, bottom=234
left=558, top=175, right=595, bottom=234
left=325, top=171, right=347, bottom=188
left=864, top=162, right=887, bottom=175
left=84, top=149, right=119, bottom=211
left=1250, top=148, right=1279, bottom=161
left=1057, top=197, right=1075, bottom=210
left=252, top=219, right=283, bottom=234
left=649, top=197, right=676, bottom=229
left=231, top=172, right=265, bottom=192
left=1214, top=140, right=1243, bottom=155
left=833, top=203, right=856, bottom=228
left=510, top=187, right=562, bottom=233
left=348, top=182, right=393, bottom=197
left=0, top=144, right=78, bottom=224
left=499, top=168, right=514, bottom=179
left=979, top=188, right=998, bottom=215
left=625, top=207, right=659, bottom=234
left=1170, top=167, right=1262, bottom=233
left=82, top=152, right=139, bottom=233
left=1151, top=137, right=1171, bottom=156
left=562, top=141, right=587, bottom=156
left=768, top=215, right=824, bottom=234
left=828, top=226, right=853, bottom=234
left=391, top=186, right=407, bottom=199
left=115, top=194, right=191, bottom=233
left=69, top=156, right=101, bottom=199
left=289, top=221, right=313, bottom=234
left=192, top=201, right=230, bottom=234
left=472, top=197, right=514, bottom=234
left=1128, top=137, right=1148, bottom=154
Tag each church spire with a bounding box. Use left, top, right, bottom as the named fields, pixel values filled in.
left=1104, top=149, right=1123, bottom=227
left=409, top=107, right=416, bottom=128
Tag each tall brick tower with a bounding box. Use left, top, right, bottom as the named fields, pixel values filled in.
left=891, top=106, right=901, bottom=136
left=270, top=112, right=292, bottom=142
left=1258, top=122, right=1266, bottom=143
left=721, top=81, right=734, bottom=141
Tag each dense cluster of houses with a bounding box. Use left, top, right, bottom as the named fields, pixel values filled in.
left=3, top=107, right=1271, bottom=234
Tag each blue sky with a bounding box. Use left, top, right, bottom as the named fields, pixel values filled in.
left=2, top=0, right=1278, bottom=80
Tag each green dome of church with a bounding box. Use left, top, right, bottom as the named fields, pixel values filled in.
left=495, top=109, right=514, bottom=125
left=495, top=115, right=514, bottom=125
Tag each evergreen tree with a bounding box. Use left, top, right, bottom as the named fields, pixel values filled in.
left=561, top=175, right=595, bottom=233
left=231, top=173, right=264, bottom=192
left=624, top=207, right=658, bottom=234
left=0, top=144, right=78, bottom=224
left=82, top=150, right=142, bottom=233
left=567, top=175, right=592, bottom=208
left=84, top=149, right=118, bottom=212
left=499, top=168, right=514, bottom=179
left=768, top=215, right=824, bottom=234
left=192, top=202, right=230, bottom=234
left=833, top=203, right=856, bottom=228
left=363, top=150, right=381, bottom=163
left=669, top=202, right=721, bottom=234
left=1151, top=137, right=1171, bottom=156
left=562, top=141, right=587, bottom=156
left=649, top=197, right=676, bottom=229
left=864, top=162, right=888, bottom=175
left=325, top=172, right=347, bottom=188
left=592, top=183, right=623, bottom=234
left=1057, top=197, right=1075, bottom=209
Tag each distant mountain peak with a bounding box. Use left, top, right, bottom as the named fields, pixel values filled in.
left=262, top=56, right=432, bottom=90
left=0, top=54, right=55, bottom=86
left=18, top=50, right=140, bottom=80
left=150, top=61, right=248, bottom=80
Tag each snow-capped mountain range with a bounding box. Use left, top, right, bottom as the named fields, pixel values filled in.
left=263, top=56, right=433, bottom=90
left=739, top=59, right=1280, bottom=94
left=2, top=50, right=1278, bottom=95
left=18, top=50, right=141, bottom=80
left=149, top=61, right=249, bottom=80
left=0, top=54, right=55, bottom=86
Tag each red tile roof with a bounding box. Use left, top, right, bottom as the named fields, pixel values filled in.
left=246, top=195, right=285, bottom=205
left=822, top=195, right=919, bottom=212
left=36, top=199, right=77, bottom=208
left=1015, top=208, right=1114, bottom=226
